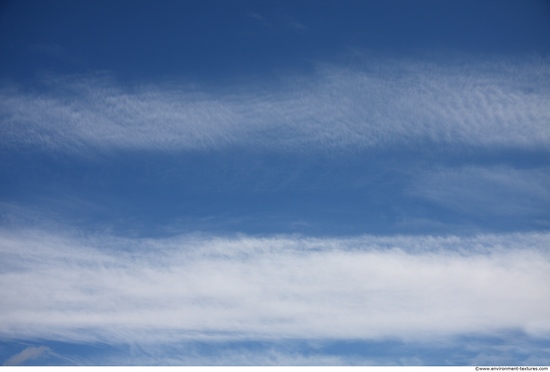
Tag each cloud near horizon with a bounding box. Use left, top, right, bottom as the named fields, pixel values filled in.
left=1, top=57, right=549, bottom=154
left=2, top=346, right=50, bottom=366
left=1, top=229, right=549, bottom=344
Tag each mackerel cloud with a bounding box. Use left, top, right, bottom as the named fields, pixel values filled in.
left=1, top=58, right=549, bottom=153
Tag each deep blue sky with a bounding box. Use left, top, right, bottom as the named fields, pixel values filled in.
left=2, top=0, right=550, bottom=81
left=1, top=0, right=550, bottom=366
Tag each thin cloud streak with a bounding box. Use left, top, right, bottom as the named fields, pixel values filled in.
left=3, top=346, right=50, bottom=366
left=1, top=58, right=548, bottom=154
left=410, top=166, right=550, bottom=217
left=1, top=230, right=549, bottom=344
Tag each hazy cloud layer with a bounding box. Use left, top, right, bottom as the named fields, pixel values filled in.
left=1, top=230, right=549, bottom=344
left=1, top=58, right=549, bottom=153
left=1, top=55, right=549, bottom=365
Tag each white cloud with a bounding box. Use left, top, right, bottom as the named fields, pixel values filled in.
left=409, top=166, right=550, bottom=217
left=3, top=346, right=50, bottom=366
left=1, top=229, right=549, bottom=344
left=95, top=345, right=352, bottom=366
left=1, top=57, right=548, bottom=154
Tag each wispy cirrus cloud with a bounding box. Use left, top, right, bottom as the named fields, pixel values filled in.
left=3, top=346, right=50, bottom=366
left=1, top=57, right=548, bottom=154
left=1, top=229, right=549, bottom=344
left=409, top=166, right=550, bottom=218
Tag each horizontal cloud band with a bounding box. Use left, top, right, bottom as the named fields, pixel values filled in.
left=1, top=58, right=549, bottom=153
left=1, top=230, right=549, bottom=343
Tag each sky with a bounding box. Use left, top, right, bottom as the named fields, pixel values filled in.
left=1, top=0, right=550, bottom=366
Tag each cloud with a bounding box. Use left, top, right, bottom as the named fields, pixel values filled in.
left=1, top=57, right=548, bottom=154
left=409, top=166, right=550, bottom=217
left=1, top=229, right=549, bottom=344
left=3, top=346, right=50, bottom=366
left=96, top=343, right=351, bottom=366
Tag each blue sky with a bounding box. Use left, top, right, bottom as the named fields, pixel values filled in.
left=1, top=0, right=550, bottom=366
